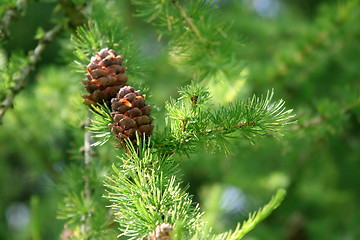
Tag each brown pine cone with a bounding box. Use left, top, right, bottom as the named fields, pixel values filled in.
left=108, top=86, right=154, bottom=147
left=82, top=48, right=128, bottom=107
left=148, top=223, right=173, bottom=240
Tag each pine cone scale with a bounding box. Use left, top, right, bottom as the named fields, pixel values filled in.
left=82, top=48, right=128, bottom=107
left=82, top=48, right=154, bottom=147
left=109, top=86, right=154, bottom=147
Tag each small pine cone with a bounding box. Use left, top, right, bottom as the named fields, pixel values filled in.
left=148, top=223, right=174, bottom=240
left=108, top=86, right=154, bottom=147
left=82, top=48, right=128, bottom=107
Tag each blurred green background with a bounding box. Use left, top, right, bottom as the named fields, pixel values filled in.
left=1, top=0, right=359, bottom=239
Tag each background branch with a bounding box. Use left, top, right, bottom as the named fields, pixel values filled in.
left=57, top=0, right=86, bottom=31
left=0, top=24, right=62, bottom=123
left=173, top=0, right=204, bottom=42
left=81, top=111, right=94, bottom=235
left=0, top=0, right=29, bottom=39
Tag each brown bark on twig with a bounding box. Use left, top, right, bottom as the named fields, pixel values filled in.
left=173, top=1, right=204, bottom=42
left=0, top=0, right=29, bottom=39
left=81, top=111, right=94, bottom=234
left=0, top=24, right=62, bottom=123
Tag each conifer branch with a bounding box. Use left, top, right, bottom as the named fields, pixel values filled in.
left=172, top=0, right=204, bottom=42
left=270, top=1, right=356, bottom=83
left=0, top=24, right=62, bottom=123
left=104, top=139, right=204, bottom=239
left=0, top=0, right=29, bottom=39
left=57, top=0, right=86, bottom=31
left=64, top=2, right=298, bottom=238
left=210, top=189, right=286, bottom=240
left=131, top=0, right=244, bottom=81
left=153, top=87, right=295, bottom=156
left=205, top=121, right=257, bottom=134
left=87, top=103, right=114, bottom=146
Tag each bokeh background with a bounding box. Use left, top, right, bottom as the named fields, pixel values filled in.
left=1, top=0, right=359, bottom=239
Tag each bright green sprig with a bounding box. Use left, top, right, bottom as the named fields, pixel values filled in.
left=104, top=139, right=203, bottom=239
left=87, top=103, right=113, bottom=146
left=208, top=89, right=296, bottom=142
left=156, top=85, right=295, bottom=155
left=178, top=83, right=212, bottom=106
left=0, top=51, right=29, bottom=101
left=209, top=189, right=286, bottom=240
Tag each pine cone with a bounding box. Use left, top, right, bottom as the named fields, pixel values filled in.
left=108, top=86, right=154, bottom=147
left=148, top=223, right=173, bottom=240
left=82, top=48, right=128, bottom=107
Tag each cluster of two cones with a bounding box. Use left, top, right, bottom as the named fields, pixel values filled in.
left=82, top=48, right=154, bottom=147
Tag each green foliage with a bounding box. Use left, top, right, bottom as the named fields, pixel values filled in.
left=87, top=82, right=295, bottom=156
left=74, top=8, right=296, bottom=234
left=0, top=0, right=18, bottom=19
left=105, top=139, right=203, bottom=239
left=2, top=0, right=359, bottom=240
left=152, top=84, right=295, bottom=155
left=72, top=0, right=145, bottom=80
left=0, top=50, right=28, bottom=101
left=88, top=103, right=113, bottom=147
left=56, top=153, right=117, bottom=239
left=100, top=79, right=294, bottom=238
left=210, top=189, right=286, bottom=240
left=131, top=0, right=244, bottom=81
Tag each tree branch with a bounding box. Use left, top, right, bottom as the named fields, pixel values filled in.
left=57, top=0, right=86, bottom=31
left=0, top=24, right=62, bottom=124
left=0, top=0, right=29, bottom=39
left=270, top=4, right=352, bottom=84
left=172, top=0, right=204, bottom=42
left=81, top=111, right=94, bottom=235
left=205, top=121, right=257, bottom=134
